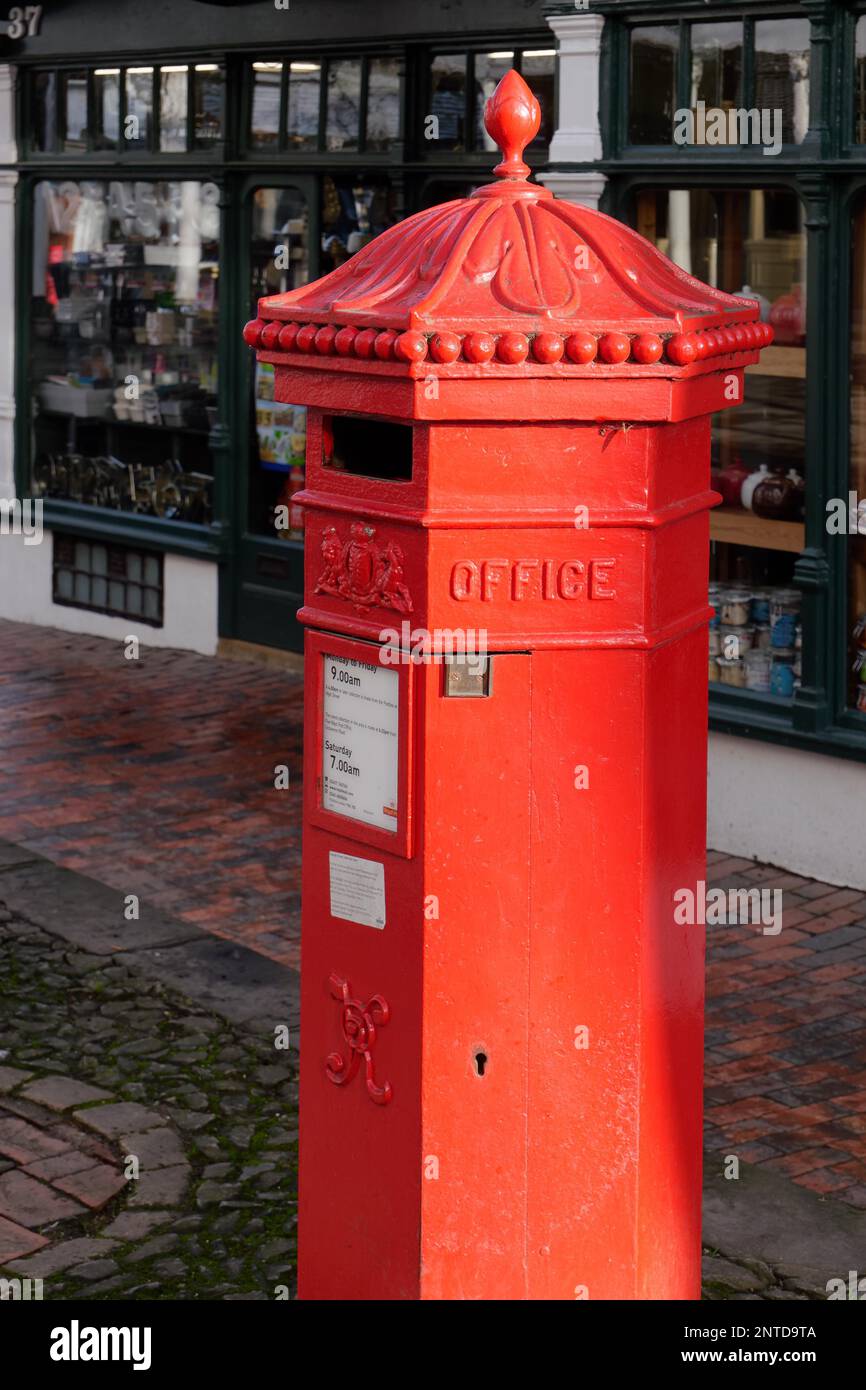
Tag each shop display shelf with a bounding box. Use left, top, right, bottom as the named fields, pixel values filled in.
left=710, top=505, right=805, bottom=554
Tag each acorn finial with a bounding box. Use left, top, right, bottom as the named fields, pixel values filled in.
left=484, top=69, right=541, bottom=181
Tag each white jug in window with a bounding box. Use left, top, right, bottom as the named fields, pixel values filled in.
left=740, top=464, right=769, bottom=511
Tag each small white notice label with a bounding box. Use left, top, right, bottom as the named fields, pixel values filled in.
left=321, top=654, right=399, bottom=831
left=329, top=851, right=386, bottom=929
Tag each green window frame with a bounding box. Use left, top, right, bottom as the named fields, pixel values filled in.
left=599, top=1, right=866, bottom=760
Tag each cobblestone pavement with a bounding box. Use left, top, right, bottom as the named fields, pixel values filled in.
left=0, top=902, right=297, bottom=1301
left=0, top=620, right=303, bottom=968
left=700, top=1252, right=833, bottom=1301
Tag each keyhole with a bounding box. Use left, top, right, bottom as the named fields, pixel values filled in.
left=473, top=1050, right=488, bottom=1077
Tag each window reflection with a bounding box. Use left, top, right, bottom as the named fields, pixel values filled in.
left=326, top=59, right=361, bottom=151
left=474, top=52, right=512, bottom=150
left=287, top=61, right=320, bottom=150
left=32, top=71, right=58, bottom=153
left=193, top=65, right=224, bottom=148
left=366, top=57, right=403, bottom=151
left=321, top=175, right=398, bottom=270
left=125, top=68, right=153, bottom=150
left=754, top=19, right=810, bottom=146
left=629, top=25, right=678, bottom=144
left=252, top=62, right=282, bottom=149
left=522, top=50, right=555, bottom=147
left=690, top=22, right=741, bottom=114
left=160, top=66, right=188, bottom=153
left=63, top=71, right=88, bottom=153
left=94, top=69, right=120, bottom=151
left=430, top=54, right=466, bottom=151
left=856, top=18, right=866, bottom=144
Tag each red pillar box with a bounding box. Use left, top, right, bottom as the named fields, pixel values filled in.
left=244, top=71, right=772, bottom=1301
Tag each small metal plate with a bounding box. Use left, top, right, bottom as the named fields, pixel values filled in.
left=443, top=656, right=492, bottom=698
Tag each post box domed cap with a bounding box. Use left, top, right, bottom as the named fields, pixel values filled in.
left=249, top=70, right=769, bottom=371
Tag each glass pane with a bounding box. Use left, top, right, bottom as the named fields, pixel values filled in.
left=125, top=68, right=153, bottom=149
left=63, top=71, right=88, bottom=153
left=429, top=53, right=466, bottom=152
left=250, top=187, right=310, bottom=539
left=32, top=71, right=58, bottom=153
left=848, top=197, right=866, bottom=712
left=251, top=62, right=282, bottom=148
left=321, top=174, right=399, bottom=272
left=366, top=56, right=402, bottom=151
left=629, top=25, right=678, bottom=144
left=30, top=179, right=221, bottom=526
left=634, top=187, right=806, bottom=702
left=193, top=64, right=225, bottom=147
left=160, top=66, right=188, bottom=152
left=522, top=49, right=556, bottom=147
left=326, top=58, right=361, bottom=151
left=754, top=19, right=810, bottom=146
left=855, top=17, right=866, bottom=143
left=93, top=68, right=120, bottom=151
left=690, top=21, right=741, bottom=112
left=286, top=60, right=320, bottom=150
left=474, top=51, right=512, bottom=151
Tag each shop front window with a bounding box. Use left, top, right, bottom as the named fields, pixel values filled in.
left=249, top=187, right=310, bottom=540
left=848, top=195, right=866, bottom=717
left=30, top=179, right=220, bottom=527
left=635, top=186, right=807, bottom=702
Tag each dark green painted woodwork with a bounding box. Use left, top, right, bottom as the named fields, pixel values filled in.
left=593, top=1, right=866, bottom=758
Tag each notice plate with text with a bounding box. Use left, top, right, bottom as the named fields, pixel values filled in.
left=321, top=654, right=399, bottom=831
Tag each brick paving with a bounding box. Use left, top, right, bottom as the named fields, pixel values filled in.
left=0, top=619, right=302, bottom=968
left=0, top=619, right=864, bottom=1206
left=703, top=852, right=866, bottom=1208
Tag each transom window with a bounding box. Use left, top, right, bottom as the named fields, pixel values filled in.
left=29, top=63, right=226, bottom=156
left=248, top=54, right=403, bottom=154
left=628, top=17, right=810, bottom=148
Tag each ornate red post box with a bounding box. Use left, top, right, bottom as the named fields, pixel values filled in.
left=244, top=72, right=772, bottom=1301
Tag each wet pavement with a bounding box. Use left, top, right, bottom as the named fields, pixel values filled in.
left=0, top=616, right=864, bottom=1263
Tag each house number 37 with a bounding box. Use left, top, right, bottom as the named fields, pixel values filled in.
left=6, top=5, right=42, bottom=38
